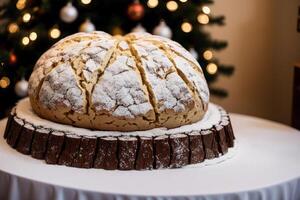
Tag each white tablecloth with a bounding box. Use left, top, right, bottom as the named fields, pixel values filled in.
left=0, top=114, right=300, bottom=200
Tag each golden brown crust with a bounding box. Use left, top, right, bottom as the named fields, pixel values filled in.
left=28, top=31, right=209, bottom=131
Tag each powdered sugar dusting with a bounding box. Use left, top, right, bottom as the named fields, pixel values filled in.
left=39, top=63, right=86, bottom=113
left=80, top=38, right=116, bottom=82
left=92, top=54, right=153, bottom=118
left=173, top=56, right=209, bottom=106
left=132, top=40, right=193, bottom=113
left=137, top=33, right=203, bottom=72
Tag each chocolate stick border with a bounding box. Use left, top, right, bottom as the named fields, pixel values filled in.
left=3, top=106, right=235, bottom=170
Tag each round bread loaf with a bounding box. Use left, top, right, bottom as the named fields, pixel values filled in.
left=28, top=31, right=209, bottom=131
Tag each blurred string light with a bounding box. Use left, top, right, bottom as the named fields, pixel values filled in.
left=202, top=6, right=211, bottom=14
left=181, top=22, right=192, bottom=33
left=81, top=0, right=92, bottom=5
left=112, top=26, right=124, bottom=36
left=49, top=27, right=61, bottom=39
left=147, top=0, right=158, bottom=8
left=203, top=50, right=213, bottom=60
left=22, top=36, right=30, bottom=46
left=29, top=32, right=37, bottom=41
left=206, top=63, right=218, bottom=74
left=22, top=13, right=31, bottom=23
left=166, top=1, right=178, bottom=11
left=16, top=0, right=26, bottom=10
left=197, top=14, right=209, bottom=24
left=0, top=77, right=10, bottom=89
left=8, top=23, right=19, bottom=33
left=179, top=0, right=188, bottom=2
left=33, top=6, right=39, bottom=12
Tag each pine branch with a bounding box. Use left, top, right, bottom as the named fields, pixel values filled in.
left=209, top=87, right=228, bottom=97
left=209, top=15, right=225, bottom=26
left=218, top=64, right=235, bottom=76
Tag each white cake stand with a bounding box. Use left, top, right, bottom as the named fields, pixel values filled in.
left=0, top=114, right=300, bottom=200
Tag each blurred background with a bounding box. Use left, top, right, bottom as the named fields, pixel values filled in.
left=0, top=0, right=299, bottom=126
left=208, top=0, right=300, bottom=125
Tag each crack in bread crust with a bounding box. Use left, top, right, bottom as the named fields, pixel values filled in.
left=87, top=38, right=119, bottom=117
left=126, top=37, right=159, bottom=124
left=142, top=37, right=209, bottom=110
left=127, top=36, right=199, bottom=128
left=147, top=40, right=203, bottom=110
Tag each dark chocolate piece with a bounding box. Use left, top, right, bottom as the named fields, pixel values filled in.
left=188, top=131, right=205, bottom=164
left=58, top=134, right=81, bottom=166
left=118, top=136, right=138, bottom=170
left=170, top=134, right=189, bottom=168
left=7, top=117, right=24, bottom=147
left=227, top=116, right=236, bottom=139
left=222, top=115, right=235, bottom=140
left=94, top=137, right=118, bottom=170
left=220, top=119, right=234, bottom=147
left=201, top=130, right=219, bottom=159
left=45, top=131, right=65, bottom=164
left=214, top=125, right=228, bottom=154
left=31, top=128, right=50, bottom=159
left=73, top=136, right=97, bottom=168
left=230, top=124, right=235, bottom=140
left=16, top=123, right=35, bottom=154
left=154, top=135, right=170, bottom=169
left=4, top=111, right=14, bottom=139
left=136, top=136, right=154, bottom=170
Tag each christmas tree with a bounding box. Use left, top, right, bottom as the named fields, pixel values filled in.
left=0, top=0, right=234, bottom=118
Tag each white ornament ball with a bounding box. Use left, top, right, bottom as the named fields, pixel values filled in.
left=79, top=19, right=96, bottom=33
left=189, top=48, right=198, bottom=60
left=153, top=20, right=172, bottom=39
left=132, top=24, right=146, bottom=33
left=15, top=79, right=28, bottom=97
left=60, top=2, right=78, bottom=23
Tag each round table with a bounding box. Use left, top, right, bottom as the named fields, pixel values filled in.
left=0, top=114, right=300, bottom=200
